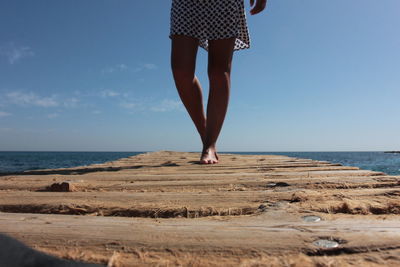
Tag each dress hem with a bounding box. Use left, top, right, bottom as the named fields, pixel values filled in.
left=169, top=33, right=250, bottom=52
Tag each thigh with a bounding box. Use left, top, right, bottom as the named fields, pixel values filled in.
left=207, top=37, right=236, bottom=73
left=171, top=35, right=200, bottom=72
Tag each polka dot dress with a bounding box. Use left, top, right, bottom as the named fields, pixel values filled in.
left=169, top=0, right=250, bottom=52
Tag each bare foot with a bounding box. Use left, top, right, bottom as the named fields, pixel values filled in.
left=200, top=147, right=219, bottom=164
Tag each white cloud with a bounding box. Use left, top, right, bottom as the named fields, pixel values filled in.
left=143, top=63, right=157, bottom=70
left=63, top=97, right=80, bottom=108
left=101, top=64, right=128, bottom=74
left=6, top=91, right=58, bottom=107
left=100, top=90, right=120, bottom=98
left=102, top=63, right=157, bottom=74
left=47, top=113, right=59, bottom=119
left=151, top=99, right=183, bottom=112
left=132, top=63, right=158, bottom=73
left=120, top=102, right=138, bottom=109
left=0, top=42, right=35, bottom=64
left=119, top=98, right=182, bottom=112
left=0, top=111, right=11, bottom=117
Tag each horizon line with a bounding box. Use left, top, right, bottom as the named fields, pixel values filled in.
left=0, top=150, right=397, bottom=153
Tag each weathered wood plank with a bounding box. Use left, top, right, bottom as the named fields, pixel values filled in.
left=1, top=211, right=400, bottom=266
left=0, top=151, right=399, bottom=266
left=0, top=191, right=267, bottom=217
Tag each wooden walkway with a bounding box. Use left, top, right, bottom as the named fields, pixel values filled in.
left=1, top=151, right=400, bottom=266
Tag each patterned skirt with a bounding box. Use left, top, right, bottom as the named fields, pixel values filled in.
left=169, top=0, right=250, bottom=51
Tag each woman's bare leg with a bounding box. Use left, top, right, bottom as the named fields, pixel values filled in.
left=201, top=37, right=236, bottom=164
left=171, top=35, right=207, bottom=144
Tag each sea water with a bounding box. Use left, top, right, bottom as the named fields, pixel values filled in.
left=231, top=151, right=400, bottom=176
left=0, top=151, right=142, bottom=174
left=0, top=151, right=399, bottom=175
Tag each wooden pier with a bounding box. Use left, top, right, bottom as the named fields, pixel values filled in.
left=1, top=151, right=400, bottom=266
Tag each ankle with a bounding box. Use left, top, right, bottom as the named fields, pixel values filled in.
left=202, top=145, right=216, bottom=152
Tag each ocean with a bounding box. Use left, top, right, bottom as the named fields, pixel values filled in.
left=0, top=151, right=399, bottom=176
left=0, top=152, right=143, bottom=174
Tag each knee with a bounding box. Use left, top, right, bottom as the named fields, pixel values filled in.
left=207, top=66, right=231, bottom=83
left=171, top=64, right=195, bottom=82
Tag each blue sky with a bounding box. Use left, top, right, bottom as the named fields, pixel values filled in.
left=0, top=0, right=399, bottom=152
